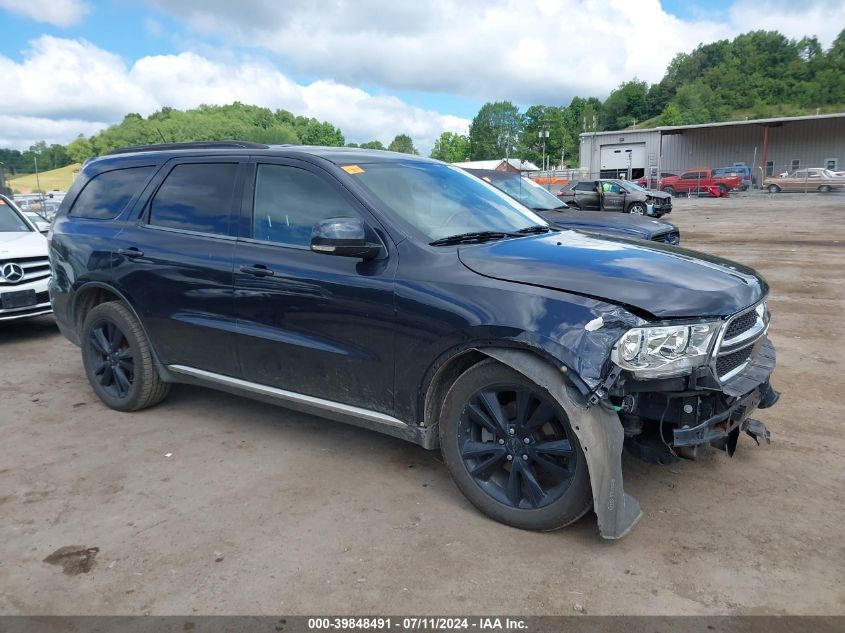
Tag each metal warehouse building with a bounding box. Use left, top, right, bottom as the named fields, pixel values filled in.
left=579, top=112, right=845, bottom=185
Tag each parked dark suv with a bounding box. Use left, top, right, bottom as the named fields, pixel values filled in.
left=49, top=142, right=779, bottom=539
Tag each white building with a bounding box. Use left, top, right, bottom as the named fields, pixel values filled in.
left=451, top=158, right=541, bottom=173
left=579, top=112, right=845, bottom=185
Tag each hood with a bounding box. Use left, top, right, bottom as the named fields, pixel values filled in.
left=643, top=189, right=671, bottom=200
left=0, top=230, right=48, bottom=259
left=458, top=231, right=767, bottom=319
left=539, top=210, right=674, bottom=239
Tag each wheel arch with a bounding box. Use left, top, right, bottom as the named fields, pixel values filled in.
left=71, top=282, right=170, bottom=378
left=421, top=343, right=588, bottom=430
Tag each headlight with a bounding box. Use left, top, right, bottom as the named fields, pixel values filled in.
left=612, top=322, right=721, bottom=378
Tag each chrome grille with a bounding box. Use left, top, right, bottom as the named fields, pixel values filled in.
left=0, top=256, right=51, bottom=285
left=714, top=302, right=769, bottom=382
left=716, top=348, right=752, bottom=377
left=725, top=310, right=757, bottom=340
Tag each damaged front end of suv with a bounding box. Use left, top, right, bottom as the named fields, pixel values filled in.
left=608, top=301, right=779, bottom=464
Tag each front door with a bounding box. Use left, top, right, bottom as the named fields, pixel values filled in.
left=233, top=159, right=397, bottom=414
left=599, top=182, right=626, bottom=212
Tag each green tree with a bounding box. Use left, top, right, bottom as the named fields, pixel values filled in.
left=360, top=140, right=386, bottom=150
left=468, top=101, right=523, bottom=160
left=601, top=79, right=649, bottom=130
left=66, top=135, right=96, bottom=163
left=430, top=132, right=469, bottom=162
left=387, top=134, right=418, bottom=154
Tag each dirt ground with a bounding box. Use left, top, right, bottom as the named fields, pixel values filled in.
left=1, top=192, right=844, bottom=616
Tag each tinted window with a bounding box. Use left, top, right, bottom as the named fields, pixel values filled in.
left=70, top=166, right=155, bottom=219
left=149, top=163, right=238, bottom=235
left=0, top=199, right=31, bottom=232
left=252, top=164, right=361, bottom=247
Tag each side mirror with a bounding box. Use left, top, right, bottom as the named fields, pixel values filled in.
left=310, top=217, right=381, bottom=259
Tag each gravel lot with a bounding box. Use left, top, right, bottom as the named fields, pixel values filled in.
left=1, top=192, right=843, bottom=616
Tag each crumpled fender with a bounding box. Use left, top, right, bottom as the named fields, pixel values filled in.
left=480, top=347, right=642, bottom=540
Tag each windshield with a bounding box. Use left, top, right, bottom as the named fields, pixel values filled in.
left=0, top=200, right=32, bottom=232
left=489, top=175, right=566, bottom=211
left=351, top=162, right=549, bottom=241
left=618, top=180, right=647, bottom=193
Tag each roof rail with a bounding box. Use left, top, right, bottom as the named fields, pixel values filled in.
left=106, top=140, right=270, bottom=155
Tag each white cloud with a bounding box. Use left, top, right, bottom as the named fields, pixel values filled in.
left=147, top=0, right=839, bottom=103
left=0, top=0, right=88, bottom=27
left=729, top=0, right=845, bottom=47
left=0, top=36, right=470, bottom=153
left=0, top=115, right=107, bottom=150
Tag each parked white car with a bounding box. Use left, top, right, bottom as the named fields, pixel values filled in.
left=0, top=194, right=52, bottom=321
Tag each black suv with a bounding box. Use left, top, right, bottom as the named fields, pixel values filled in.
left=49, top=142, right=779, bottom=539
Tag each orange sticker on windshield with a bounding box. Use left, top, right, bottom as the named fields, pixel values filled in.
left=341, top=164, right=365, bottom=174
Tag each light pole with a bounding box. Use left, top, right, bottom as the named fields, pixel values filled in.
left=539, top=126, right=549, bottom=188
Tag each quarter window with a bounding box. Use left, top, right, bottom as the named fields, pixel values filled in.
left=149, top=163, right=239, bottom=236
left=252, top=164, right=362, bottom=247
left=70, top=166, right=156, bottom=219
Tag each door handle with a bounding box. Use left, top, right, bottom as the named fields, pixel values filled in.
left=118, top=247, right=144, bottom=258
left=240, top=265, right=275, bottom=277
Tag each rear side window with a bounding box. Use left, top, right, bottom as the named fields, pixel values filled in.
left=70, top=166, right=155, bottom=219
left=149, top=163, right=239, bottom=236
left=573, top=181, right=595, bottom=191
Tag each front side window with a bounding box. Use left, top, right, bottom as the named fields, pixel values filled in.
left=0, top=199, right=31, bottom=232
left=70, top=166, right=156, bottom=220
left=351, top=162, right=548, bottom=242
left=252, top=164, right=363, bottom=247
left=149, top=163, right=238, bottom=236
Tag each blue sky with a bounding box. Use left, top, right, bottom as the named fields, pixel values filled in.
left=0, top=0, right=839, bottom=151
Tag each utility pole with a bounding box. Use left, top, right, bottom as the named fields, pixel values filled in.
left=34, top=156, right=43, bottom=199
left=539, top=124, right=549, bottom=189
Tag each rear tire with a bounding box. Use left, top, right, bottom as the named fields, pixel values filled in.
left=439, top=359, right=592, bottom=531
left=81, top=301, right=170, bottom=412
left=767, top=184, right=781, bottom=193
left=718, top=184, right=728, bottom=195
left=819, top=185, right=832, bottom=193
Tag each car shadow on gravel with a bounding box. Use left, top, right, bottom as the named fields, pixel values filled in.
left=0, top=315, right=58, bottom=344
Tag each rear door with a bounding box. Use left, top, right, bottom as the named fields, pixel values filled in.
left=112, top=157, right=246, bottom=376
left=232, top=158, right=397, bottom=414
left=573, top=181, right=600, bottom=209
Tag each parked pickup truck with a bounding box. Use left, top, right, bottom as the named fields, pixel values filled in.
left=660, top=169, right=742, bottom=196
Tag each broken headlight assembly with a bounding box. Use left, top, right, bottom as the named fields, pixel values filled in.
left=611, top=322, right=722, bottom=379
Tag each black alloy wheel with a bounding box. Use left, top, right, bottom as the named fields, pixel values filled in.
left=439, top=360, right=592, bottom=531
left=458, top=384, right=577, bottom=509
left=87, top=319, right=135, bottom=399
left=81, top=301, right=170, bottom=411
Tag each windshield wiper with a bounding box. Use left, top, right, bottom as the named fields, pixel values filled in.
left=429, top=231, right=518, bottom=246
left=516, top=224, right=556, bottom=234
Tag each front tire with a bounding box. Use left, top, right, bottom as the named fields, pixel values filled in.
left=439, top=360, right=592, bottom=531
left=661, top=186, right=675, bottom=196
left=628, top=202, right=646, bottom=215
left=819, top=185, right=832, bottom=193
left=81, top=301, right=170, bottom=412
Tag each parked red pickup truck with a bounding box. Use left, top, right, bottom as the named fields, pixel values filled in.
left=659, top=169, right=742, bottom=196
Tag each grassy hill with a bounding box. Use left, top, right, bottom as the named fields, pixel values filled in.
left=8, top=163, right=81, bottom=193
